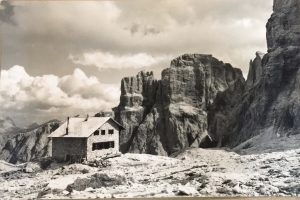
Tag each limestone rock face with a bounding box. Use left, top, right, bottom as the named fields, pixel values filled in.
left=0, top=120, right=60, bottom=164
left=0, top=117, right=20, bottom=150
left=207, top=78, right=246, bottom=147
left=246, top=52, right=264, bottom=88
left=114, top=54, right=244, bottom=155
left=267, top=0, right=300, bottom=51
left=113, top=71, right=159, bottom=153
left=208, top=0, right=300, bottom=147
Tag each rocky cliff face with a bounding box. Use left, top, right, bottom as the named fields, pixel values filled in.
left=0, top=117, right=20, bottom=150
left=113, top=71, right=159, bottom=153
left=267, top=0, right=300, bottom=51
left=114, top=54, right=244, bottom=155
left=208, top=0, right=300, bottom=147
left=115, top=0, right=300, bottom=153
left=246, top=52, right=264, bottom=88
left=0, top=120, right=60, bottom=164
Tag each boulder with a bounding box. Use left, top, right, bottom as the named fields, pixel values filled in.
left=66, top=173, right=126, bottom=192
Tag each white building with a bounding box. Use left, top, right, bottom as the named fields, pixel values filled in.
left=48, top=116, right=124, bottom=162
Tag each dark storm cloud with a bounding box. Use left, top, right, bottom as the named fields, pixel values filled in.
left=0, top=0, right=15, bottom=25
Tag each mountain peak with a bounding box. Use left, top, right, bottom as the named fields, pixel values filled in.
left=0, top=116, right=17, bottom=133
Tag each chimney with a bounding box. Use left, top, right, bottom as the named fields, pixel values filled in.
left=66, top=116, right=70, bottom=135
left=84, top=114, right=89, bottom=122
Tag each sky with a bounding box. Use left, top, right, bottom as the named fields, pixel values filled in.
left=0, top=0, right=273, bottom=127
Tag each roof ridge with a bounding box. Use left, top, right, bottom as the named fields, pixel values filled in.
left=48, top=117, right=124, bottom=138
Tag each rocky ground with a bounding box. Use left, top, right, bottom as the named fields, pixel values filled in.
left=0, top=140, right=299, bottom=199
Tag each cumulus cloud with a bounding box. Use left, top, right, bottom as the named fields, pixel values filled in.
left=69, top=52, right=171, bottom=70
left=0, top=66, right=120, bottom=126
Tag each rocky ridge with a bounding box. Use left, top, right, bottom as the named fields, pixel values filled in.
left=0, top=117, right=20, bottom=150
left=208, top=0, right=300, bottom=148
left=0, top=120, right=60, bottom=164
left=113, top=71, right=159, bottom=153
left=246, top=52, right=264, bottom=88
left=115, top=0, right=300, bottom=153
left=114, top=55, right=244, bottom=155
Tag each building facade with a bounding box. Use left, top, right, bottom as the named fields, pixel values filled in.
left=86, top=120, right=120, bottom=160
left=48, top=117, right=124, bottom=162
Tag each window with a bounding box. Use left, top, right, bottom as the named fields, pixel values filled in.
left=92, top=141, right=115, bottom=151
left=101, top=130, right=105, bottom=135
left=94, top=130, right=99, bottom=136
left=110, top=141, right=115, bottom=148
left=109, top=129, right=114, bottom=134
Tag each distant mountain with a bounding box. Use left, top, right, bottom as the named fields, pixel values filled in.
left=26, top=123, right=40, bottom=130
left=0, top=120, right=60, bottom=164
left=0, top=116, right=18, bottom=134
left=0, top=116, right=20, bottom=149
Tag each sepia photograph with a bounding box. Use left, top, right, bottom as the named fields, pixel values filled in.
left=0, top=0, right=300, bottom=199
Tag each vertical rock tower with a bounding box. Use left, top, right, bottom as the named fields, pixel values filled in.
left=114, top=55, right=244, bottom=155
left=115, top=0, right=300, bottom=153
left=209, top=0, right=300, bottom=147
